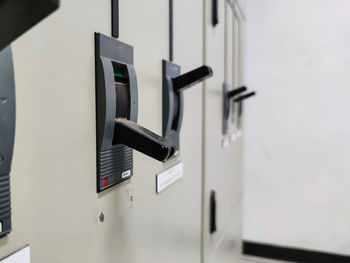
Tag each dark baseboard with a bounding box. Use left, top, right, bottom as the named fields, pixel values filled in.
left=243, top=241, right=350, bottom=263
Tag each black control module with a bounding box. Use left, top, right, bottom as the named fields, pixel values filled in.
left=95, top=33, right=175, bottom=192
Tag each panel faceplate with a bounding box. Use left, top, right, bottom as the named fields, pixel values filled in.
left=0, top=46, right=15, bottom=237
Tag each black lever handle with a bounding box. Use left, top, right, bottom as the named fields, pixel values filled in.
left=227, top=86, right=247, bottom=99
left=172, top=65, right=213, bottom=92
left=114, top=118, right=175, bottom=162
left=223, top=86, right=248, bottom=120
left=234, top=91, right=256, bottom=102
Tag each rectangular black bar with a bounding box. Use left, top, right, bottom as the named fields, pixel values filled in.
left=172, top=65, right=213, bottom=92
left=209, top=191, right=217, bottom=234
left=244, top=241, right=350, bottom=263
left=112, top=0, right=119, bottom=38
left=212, top=0, right=218, bottom=26
left=169, top=0, right=173, bottom=61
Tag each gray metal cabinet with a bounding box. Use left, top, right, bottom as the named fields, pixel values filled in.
left=202, top=0, right=245, bottom=262
left=96, top=0, right=204, bottom=262
left=0, top=0, right=204, bottom=262
left=0, top=0, right=245, bottom=262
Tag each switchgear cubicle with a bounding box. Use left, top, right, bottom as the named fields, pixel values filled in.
left=0, top=0, right=59, bottom=238
left=0, top=0, right=251, bottom=262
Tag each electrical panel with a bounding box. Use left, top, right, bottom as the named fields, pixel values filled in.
left=162, top=60, right=213, bottom=154
left=222, top=85, right=246, bottom=134
left=0, top=0, right=59, bottom=237
left=0, top=0, right=250, bottom=261
left=95, top=33, right=175, bottom=191
left=0, top=47, right=15, bottom=237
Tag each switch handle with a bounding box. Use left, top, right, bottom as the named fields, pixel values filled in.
left=114, top=118, right=175, bottom=162
left=227, top=86, right=247, bottom=99
left=234, top=91, right=256, bottom=102
left=172, top=65, right=213, bottom=92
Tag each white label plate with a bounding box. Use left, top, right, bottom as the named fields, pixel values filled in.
left=222, top=137, right=230, bottom=148
left=121, top=170, right=131, bottom=179
left=230, top=132, right=237, bottom=142
left=156, top=162, right=183, bottom=193
left=1, top=246, right=30, bottom=263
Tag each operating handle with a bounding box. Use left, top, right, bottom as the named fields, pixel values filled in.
left=224, top=86, right=248, bottom=119
left=114, top=118, right=175, bottom=162
left=227, top=86, right=247, bottom=99
left=234, top=91, right=256, bottom=102
left=172, top=65, right=213, bottom=92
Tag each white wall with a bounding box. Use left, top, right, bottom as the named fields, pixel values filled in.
left=243, top=0, right=350, bottom=255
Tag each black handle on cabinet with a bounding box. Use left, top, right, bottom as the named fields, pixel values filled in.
left=227, top=86, right=247, bottom=99
left=234, top=91, right=256, bottom=102
left=235, top=91, right=256, bottom=128
left=114, top=118, right=175, bottom=162
left=172, top=65, right=213, bottom=92
left=224, top=86, right=247, bottom=119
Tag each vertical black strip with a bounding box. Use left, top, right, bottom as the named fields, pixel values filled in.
left=209, top=190, right=217, bottom=234
left=169, top=0, right=174, bottom=61
left=212, top=0, right=219, bottom=26
left=112, top=0, right=119, bottom=38
left=237, top=101, right=242, bottom=129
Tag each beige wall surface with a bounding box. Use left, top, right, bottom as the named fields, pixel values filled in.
left=243, top=0, right=350, bottom=256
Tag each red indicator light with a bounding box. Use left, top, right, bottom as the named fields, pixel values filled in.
left=104, top=178, right=108, bottom=187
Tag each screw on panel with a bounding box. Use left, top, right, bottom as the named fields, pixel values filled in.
left=99, top=212, right=105, bottom=223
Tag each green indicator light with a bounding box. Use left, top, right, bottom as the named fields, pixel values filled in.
left=114, top=69, right=124, bottom=78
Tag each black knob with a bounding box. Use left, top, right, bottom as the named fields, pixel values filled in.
left=114, top=118, right=175, bottom=162
left=172, top=65, right=213, bottom=92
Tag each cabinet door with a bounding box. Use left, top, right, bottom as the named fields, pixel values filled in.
left=96, top=0, right=204, bottom=262
left=202, top=0, right=245, bottom=262
left=0, top=0, right=203, bottom=263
